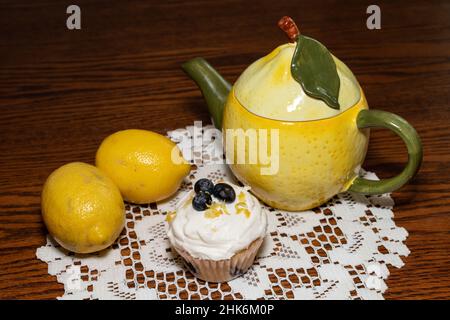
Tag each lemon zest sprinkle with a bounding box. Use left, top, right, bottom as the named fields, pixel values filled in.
left=235, top=202, right=251, bottom=218
left=165, top=211, right=177, bottom=222
left=204, top=202, right=229, bottom=219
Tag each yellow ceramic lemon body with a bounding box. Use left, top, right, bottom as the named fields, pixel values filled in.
left=223, top=44, right=369, bottom=211
left=95, top=129, right=191, bottom=204
left=223, top=91, right=369, bottom=211
left=41, top=162, right=125, bottom=253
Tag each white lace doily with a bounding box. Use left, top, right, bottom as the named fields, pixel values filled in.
left=36, top=124, right=409, bottom=300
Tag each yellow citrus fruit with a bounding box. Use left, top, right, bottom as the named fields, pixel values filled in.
left=41, top=162, right=125, bottom=253
left=95, top=129, right=191, bottom=204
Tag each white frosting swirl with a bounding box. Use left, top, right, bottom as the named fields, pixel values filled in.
left=167, top=182, right=267, bottom=260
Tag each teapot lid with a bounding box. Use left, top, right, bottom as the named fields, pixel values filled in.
left=234, top=43, right=361, bottom=121
left=234, top=17, right=361, bottom=121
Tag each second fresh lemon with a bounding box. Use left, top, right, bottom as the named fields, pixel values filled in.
left=96, top=129, right=191, bottom=204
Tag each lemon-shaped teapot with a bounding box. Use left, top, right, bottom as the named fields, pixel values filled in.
left=182, top=17, right=422, bottom=211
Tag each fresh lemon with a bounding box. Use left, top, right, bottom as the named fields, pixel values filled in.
left=95, top=129, right=191, bottom=204
left=41, top=162, right=125, bottom=253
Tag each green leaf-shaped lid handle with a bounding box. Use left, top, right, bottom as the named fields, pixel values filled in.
left=278, top=16, right=341, bottom=109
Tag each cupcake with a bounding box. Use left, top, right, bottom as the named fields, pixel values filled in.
left=167, top=179, right=267, bottom=282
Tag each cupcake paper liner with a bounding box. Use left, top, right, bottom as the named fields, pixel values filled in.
left=174, top=238, right=264, bottom=283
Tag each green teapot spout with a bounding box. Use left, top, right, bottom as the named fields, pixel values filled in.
left=182, top=58, right=231, bottom=129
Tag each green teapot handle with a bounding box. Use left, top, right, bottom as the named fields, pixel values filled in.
left=348, top=109, right=423, bottom=194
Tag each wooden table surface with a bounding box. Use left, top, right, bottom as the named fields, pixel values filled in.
left=0, top=0, right=449, bottom=300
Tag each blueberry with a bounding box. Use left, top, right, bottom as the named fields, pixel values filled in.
left=213, top=183, right=236, bottom=203
left=194, top=178, right=214, bottom=194
left=192, top=191, right=212, bottom=211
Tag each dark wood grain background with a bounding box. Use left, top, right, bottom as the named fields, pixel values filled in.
left=0, top=0, right=449, bottom=299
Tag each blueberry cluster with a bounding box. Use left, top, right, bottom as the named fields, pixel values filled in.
left=192, top=179, right=236, bottom=211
